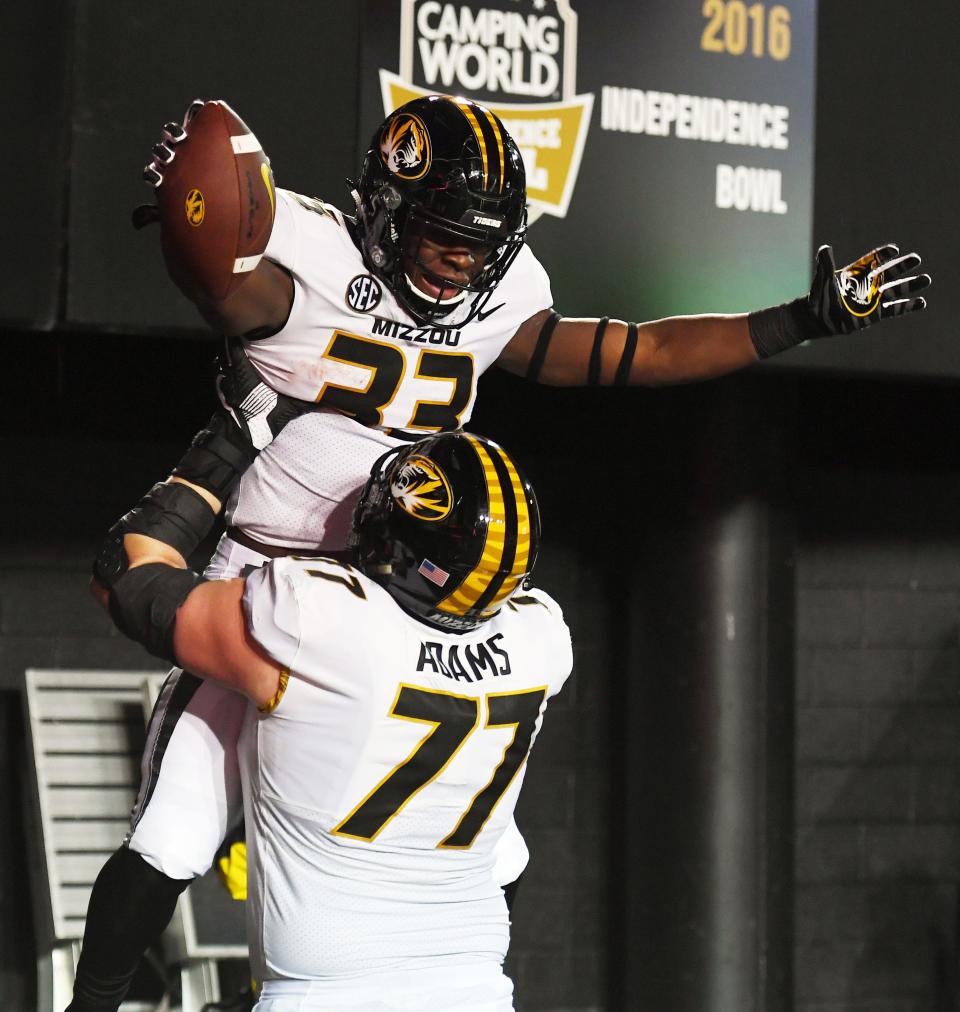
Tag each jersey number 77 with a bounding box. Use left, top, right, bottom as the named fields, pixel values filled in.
left=332, top=684, right=547, bottom=849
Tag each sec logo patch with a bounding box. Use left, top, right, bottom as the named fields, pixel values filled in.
left=346, top=274, right=383, bottom=313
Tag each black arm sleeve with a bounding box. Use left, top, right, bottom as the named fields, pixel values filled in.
left=524, top=311, right=561, bottom=382
left=170, top=407, right=257, bottom=501
left=747, top=297, right=821, bottom=358
left=587, top=317, right=609, bottom=386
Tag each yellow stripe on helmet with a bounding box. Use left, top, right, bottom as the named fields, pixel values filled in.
left=437, top=436, right=506, bottom=617
left=478, top=106, right=506, bottom=193
left=484, top=444, right=530, bottom=610
left=455, top=101, right=490, bottom=190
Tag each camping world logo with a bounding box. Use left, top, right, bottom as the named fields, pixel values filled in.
left=382, top=0, right=593, bottom=222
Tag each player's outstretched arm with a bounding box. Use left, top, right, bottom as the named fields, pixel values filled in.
left=499, top=243, right=931, bottom=387
left=135, top=99, right=293, bottom=337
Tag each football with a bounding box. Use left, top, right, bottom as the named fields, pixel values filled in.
left=157, top=100, right=275, bottom=302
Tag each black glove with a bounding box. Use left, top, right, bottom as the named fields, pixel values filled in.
left=809, top=243, right=930, bottom=334
left=131, top=100, right=205, bottom=230
left=748, top=243, right=932, bottom=358
left=164, top=339, right=314, bottom=507
left=216, top=336, right=315, bottom=452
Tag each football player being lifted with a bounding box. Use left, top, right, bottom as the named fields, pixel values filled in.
left=67, top=94, right=930, bottom=1012
left=93, top=431, right=573, bottom=1012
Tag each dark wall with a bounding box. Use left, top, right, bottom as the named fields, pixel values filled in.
left=793, top=378, right=960, bottom=1011
left=1, top=1, right=363, bottom=335
left=0, top=335, right=209, bottom=1007
left=1, top=0, right=71, bottom=328
left=776, top=0, right=960, bottom=377
left=789, top=8, right=960, bottom=1000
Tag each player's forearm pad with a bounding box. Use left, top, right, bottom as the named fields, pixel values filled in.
left=118, top=480, right=217, bottom=560
left=171, top=410, right=258, bottom=502
left=108, top=563, right=207, bottom=665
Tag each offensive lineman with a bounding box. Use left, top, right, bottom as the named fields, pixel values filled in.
left=92, top=431, right=571, bottom=1011
left=67, top=93, right=931, bottom=1012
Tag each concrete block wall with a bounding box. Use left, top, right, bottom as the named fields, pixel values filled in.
left=795, top=469, right=960, bottom=1012
left=0, top=434, right=180, bottom=1010
left=508, top=547, right=613, bottom=1012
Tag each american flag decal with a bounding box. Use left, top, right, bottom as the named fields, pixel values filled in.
left=418, top=559, right=450, bottom=587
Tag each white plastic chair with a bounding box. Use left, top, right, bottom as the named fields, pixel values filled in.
left=22, top=668, right=248, bottom=1012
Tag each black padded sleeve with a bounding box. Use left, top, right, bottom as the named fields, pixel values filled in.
left=108, top=564, right=207, bottom=664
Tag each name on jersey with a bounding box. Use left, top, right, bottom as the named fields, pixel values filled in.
left=372, top=316, right=463, bottom=347
left=416, top=633, right=511, bottom=682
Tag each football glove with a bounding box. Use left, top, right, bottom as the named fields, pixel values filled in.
left=748, top=243, right=932, bottom=358
left=216, top=336, right=315, bottom=452
left=167, top=340, right=313, bottom=503
left=131, top=100, right=205, bottom=230
left=808, top=243, right=931, bottom=335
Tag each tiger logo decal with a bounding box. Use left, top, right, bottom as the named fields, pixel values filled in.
left=185, top=188, right=205, bottom=227
left=391, top=456, right=452, bottom=521
left=380, top=112, right=431, bottom=180
left=836, top=250, right=882, bottom=317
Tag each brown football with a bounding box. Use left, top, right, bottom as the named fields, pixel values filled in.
left=157, top=100, right=275, bottom=302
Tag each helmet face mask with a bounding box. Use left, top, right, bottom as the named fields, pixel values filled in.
left=350, top=433, right=541, bottom=632
left=398, top=214, right=524, bottom=318
left=354, top=96, right=528, bottom=324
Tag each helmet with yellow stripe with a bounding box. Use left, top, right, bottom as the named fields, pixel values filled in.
left=350, top=432, right=541, bottom=632
left=353, top=94, right=527, bottom=324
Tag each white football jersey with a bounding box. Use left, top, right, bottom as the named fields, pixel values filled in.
left=239, top=556, right=572, bottom=987
left=225, top=189, right=552, bottom=550
left=246, top=187, right=552, bottom=420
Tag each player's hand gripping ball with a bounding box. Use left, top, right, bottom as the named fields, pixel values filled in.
left=135, top=99, right=276, bottom=303
left=808, top=243, right=931, bottom=335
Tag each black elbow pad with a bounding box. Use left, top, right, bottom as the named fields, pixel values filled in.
left=108, top=563, right=207, bottom=665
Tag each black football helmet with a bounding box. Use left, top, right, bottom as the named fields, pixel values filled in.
left=350, top=432, right=540, bottom=632
left=353, top=95, right=528, bottom=323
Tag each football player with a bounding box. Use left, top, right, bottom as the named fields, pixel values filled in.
left=92, top=431, right=572, bottom=1012
left=66, top=94, right=930, bottom=1012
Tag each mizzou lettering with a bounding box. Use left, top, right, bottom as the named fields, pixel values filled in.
left=372, top=316, right=463, bottom=346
